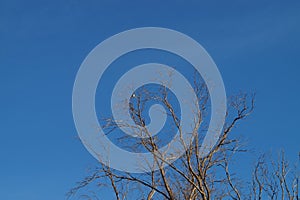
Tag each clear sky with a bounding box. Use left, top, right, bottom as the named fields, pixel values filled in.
left=0, top=0, right=299, bottom=199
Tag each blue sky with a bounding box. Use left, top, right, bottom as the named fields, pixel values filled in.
left=0, top=0, right=300, bottom=199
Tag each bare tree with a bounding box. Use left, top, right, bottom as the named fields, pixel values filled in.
left=251, top=151, right=299, bottom=200
left=69, top=75, right=298, bottom=200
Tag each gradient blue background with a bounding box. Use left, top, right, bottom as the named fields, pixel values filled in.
left=1, top=0, right=299, bottom=199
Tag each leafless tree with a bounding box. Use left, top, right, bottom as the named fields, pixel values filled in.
left=68, top=74, right=298, bottom=200
left=250, top=151, right=299, bottom=200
